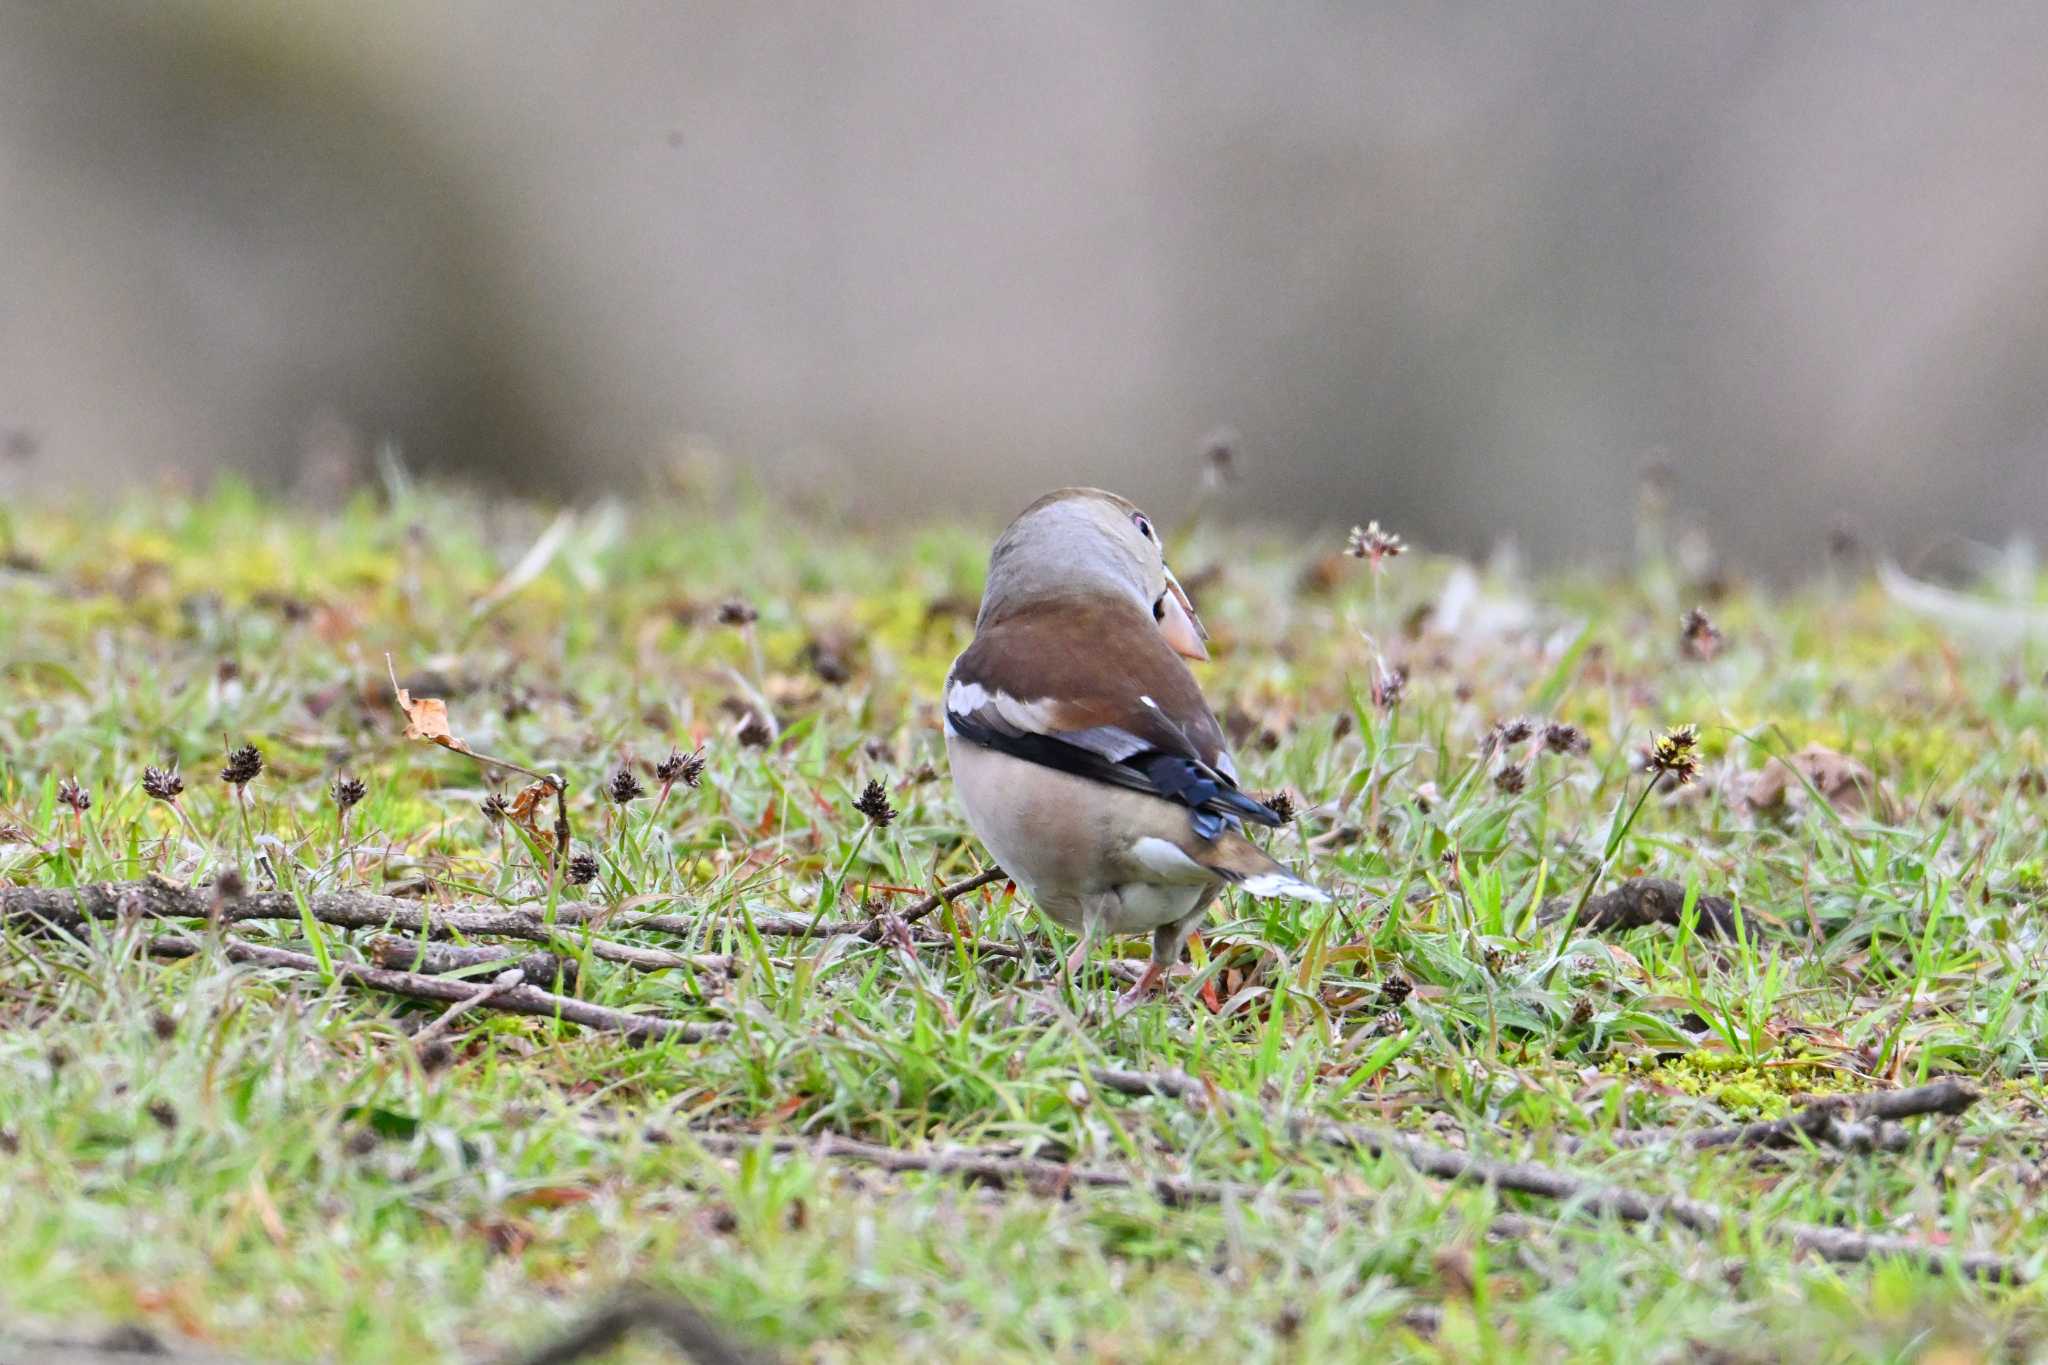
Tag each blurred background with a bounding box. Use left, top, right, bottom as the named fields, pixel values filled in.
left=4, top=1, right=2047, bottom=569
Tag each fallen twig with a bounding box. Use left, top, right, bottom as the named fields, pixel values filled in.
left=864, top=864, right=1007, bottom=935
left=1313, top=1111, right=2013, bottom=1278
left=672, top=1128, right=1535, bottom=1241
left=6, top=877, right=627, bottom=941
left=146, top=935, right=723, bottom=1044
left=410, top=969, right=526, bottom=1049
left=3, top=874, right=1012, bottom=950
left=1609, top=1079, right=1980, bottom=1152
left=364, top=934, right=738, bottom=982
left=0, top=1322, right=249, bottom=1364
left=500, top=1289, right=767, bottom=1365
left=1084, top=1066, right=2015, bottom=1281
left=17, top=888, right=2010, bottom=1279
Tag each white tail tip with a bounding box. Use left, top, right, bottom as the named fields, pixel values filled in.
left=1237, top=872, right=1330, bottom=902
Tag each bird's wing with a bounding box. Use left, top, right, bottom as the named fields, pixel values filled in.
left=945, top=593, right=1279, bottom=838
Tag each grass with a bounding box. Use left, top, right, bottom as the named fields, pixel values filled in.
left=2, top=476, right=2046, bottom=1362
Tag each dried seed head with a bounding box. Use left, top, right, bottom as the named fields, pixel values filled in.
left=1345, top=520, right=1406, bottom=570
left=330, top=775, right=367, bottom=810
left=1494, top=763, right=1527, bottom=796
left=735, top=711, right=774, bottom=748
left=147, top=1099, right=178, bottom=1131
left=566, top=850, right=599, bottom=885
left=212, top=869, right=247, bottom=902
left=149, top=1009, right=177, bottom=1041
left=1264, top=790, right=1297, bottom=824
left=142, top=765, right=185, bottom=802
left=1679, top=607, right=1723, bottom=661
left=1495, top=716, right=1535, bottom=746
left=853, top=778, right=896, bottom=828
left=481, top=792, right=510, bottom=823
left=607, top=768, right=647, bottom=805
left=803, top=638, right=853, bottom=684
left=1648, top=723, right=1702, bottom=785
left=1543, top=722, right=1590, bottom=756
left=715, top=598, right=758, bottom=627
left=656, top=746, right=705, bottom=788
left=220, top=743, right=263, bottom=786
left=1370, top=664, right=1406, bottom=710
left=57, top=777, right=91, bottom=813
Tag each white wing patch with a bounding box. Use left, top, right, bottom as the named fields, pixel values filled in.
left=1238, top=871, right=1329, bottom=902
left=1129, top=836, right=1213, bottom=882
left=946, top=678, right=1059, bottom=735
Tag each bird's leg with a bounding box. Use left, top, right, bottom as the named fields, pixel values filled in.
left=1064, top=894, right=1116, bottom=990
left=1119, top=956, right=1170, bottom=1003
left=1062, top=932, right=1095, bottom=981
left=1118, top=888, right=1217, bottom=1007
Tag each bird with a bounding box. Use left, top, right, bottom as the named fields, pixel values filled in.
left=944, top=487, right=1327, bottom=1001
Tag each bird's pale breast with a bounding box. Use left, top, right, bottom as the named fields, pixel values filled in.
left=945, top=731, right=1211, bottom=934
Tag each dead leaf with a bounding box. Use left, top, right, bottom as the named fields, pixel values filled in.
left=503, top=780, right=557, bottom=850
left=473, top=1216, right=535, bottom=1257
left=510, top=1185, right=595, bottom=1210
left=385, top=656, right=477, bottom=754
left=395, top=690, right=472, bottom=754
left=751, top=1094, right=807, bottom=1131
left=1743, top=744, right=1891, bottom=818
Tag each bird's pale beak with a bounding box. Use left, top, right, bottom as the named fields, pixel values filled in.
left=1157, top=568, right=1210, bottom=661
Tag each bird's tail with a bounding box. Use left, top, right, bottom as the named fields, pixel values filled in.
left=1198, top=832, right=1328, bottom=902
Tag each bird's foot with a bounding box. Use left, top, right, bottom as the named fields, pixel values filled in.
left=1114, top=960, right=1169, bottom=1010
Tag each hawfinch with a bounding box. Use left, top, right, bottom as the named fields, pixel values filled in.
left=945, top=487, right=1326, bottom=1000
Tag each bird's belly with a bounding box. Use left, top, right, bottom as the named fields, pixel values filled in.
left=945, top=734, right=1095, bottom=925
left=946, top=733, right=1210, bottom=934
left=1102, top=879, right=1210, bottom=934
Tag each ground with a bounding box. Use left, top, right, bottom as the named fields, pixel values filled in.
left=1, top=479, right=2044, bottom=1363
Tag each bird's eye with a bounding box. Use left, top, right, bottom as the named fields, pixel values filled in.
left=1132, top=513, right=1154, bottom=540
left=1153, top=594, right=1167, bottom=621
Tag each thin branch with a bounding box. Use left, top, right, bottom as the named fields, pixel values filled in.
left=146, top=935, right=723, bottom=1044
left=17, top=888, right=2011, bottom=1279
left=867, top=864, right=1007, bottom=934
left=364, top=934, right=738, bottom=981
left=1314, top=1112, right=2013, bottom=1279
left=499, top=1289, right=766, bottom=1365
left=671, top=1127, right=1530, bottom=1239
left=5, top=879, right=717, bottom=962
left=1085, top=1066, right=2015, bottom=1281
left=411, top=969, right=525, bottom=1049
left=1606, top=1079, right=1980, bottom=1152
left=3, top=876, right=1012, bottom=948
left=0, top=1326, right=250, bottom=1365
